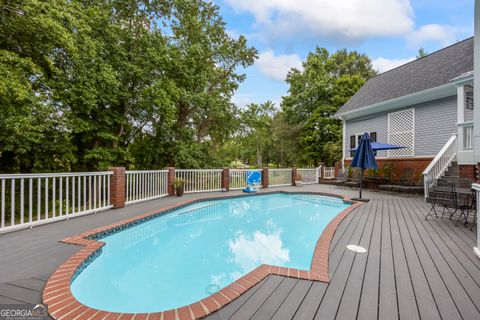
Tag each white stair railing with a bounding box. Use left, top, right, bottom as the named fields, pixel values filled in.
left=422, top=134, right=457, bottom=197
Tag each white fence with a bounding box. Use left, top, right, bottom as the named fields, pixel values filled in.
left=175, top=169, right=223, bottom=193
left=0, top=172, right=112, bottom=233
left=298, top=168, right=318, bottom=184
left=269, top=169, right=293, bottom=187
left=322, top=167, right=336, bottom=179
left=229, top=169, right=262, bottom=190
left=0, top=167, right=323, bottom=233
left=126, top=170, right=168, bottom=205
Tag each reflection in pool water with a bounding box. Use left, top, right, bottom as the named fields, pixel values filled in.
left=71, top=193, right=350, bottom=313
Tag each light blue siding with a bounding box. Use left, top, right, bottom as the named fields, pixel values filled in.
left=345, top=114, right=388, bottom=158
left=345, top=96, right=457, bottom=158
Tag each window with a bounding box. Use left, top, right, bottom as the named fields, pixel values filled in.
left=350, top=135, right=356, bottom=157
left=350, top=132, right=377, bottom=157
left=387, top=108, right=414, bottom=157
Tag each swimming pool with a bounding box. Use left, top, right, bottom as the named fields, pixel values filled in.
left=69, top=193, right=351, bottom=313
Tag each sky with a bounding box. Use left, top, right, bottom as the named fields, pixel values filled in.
left=215, top=0, right=474, bottom=108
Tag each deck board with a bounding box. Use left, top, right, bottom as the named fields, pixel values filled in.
left=0, top=185, right=479, bottom=320
left=356, top=200, right=381, bottom=320
left=250, top=277, right=298, bottom=320
left=395, top=198, right=441, bottom=320
left=335, top=198, right=378, bottom=320
left=270, top=279, right=312, bottom=320
left=389, top=199, right=419, bottom=320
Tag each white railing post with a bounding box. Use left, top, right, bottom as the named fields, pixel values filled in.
left=473, top=183, right=480, bottom=259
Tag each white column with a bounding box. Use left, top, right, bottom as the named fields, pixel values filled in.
left=473, top=0, right=480, bottom=258
left=457, top=85, right=466, bottom=153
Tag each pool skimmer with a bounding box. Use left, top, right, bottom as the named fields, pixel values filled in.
left=346, top=244, right=367, bottom=253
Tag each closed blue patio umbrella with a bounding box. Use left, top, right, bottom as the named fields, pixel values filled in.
left=350, top=132, right=378, bottom=201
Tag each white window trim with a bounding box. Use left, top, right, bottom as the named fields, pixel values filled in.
left=347, top=131, right=374, bottom=159
left=387, top=108, right=415, bottom=157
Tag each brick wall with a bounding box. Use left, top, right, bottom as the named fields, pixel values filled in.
left=167, top=167, right=175, bottom=196
left=343, top=157, right=433, bottom=183
left=222, top=168, right=230, bottom=191
left=262, top=168, right=269, bottom=188
left=291, top=166, right=297, bottom=186
left=459, top=165, right=477, bottom=181
left=109, top=167, right=125, bottom=208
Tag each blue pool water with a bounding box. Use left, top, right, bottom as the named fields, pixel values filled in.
left=71, top=193, right=350, bottom=313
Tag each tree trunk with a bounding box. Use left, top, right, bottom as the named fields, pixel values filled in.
left=256, top=143, right=262, bottom=167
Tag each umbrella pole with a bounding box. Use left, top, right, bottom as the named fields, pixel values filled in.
left=359, top=169, right=363, bottom=199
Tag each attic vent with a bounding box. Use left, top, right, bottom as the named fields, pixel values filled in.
left=387, top=108, right=414, bottom=157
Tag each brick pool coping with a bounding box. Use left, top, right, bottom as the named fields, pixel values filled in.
left=43, top=190, right=363, bottom=320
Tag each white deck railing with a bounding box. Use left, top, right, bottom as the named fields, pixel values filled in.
left=297, top=168, right=318, bottom=184
left=323, top=167, right=336, bottom=179
left=229, top=169, right=262, bottom=190
left=269, top=168, right=293, bottom=187
left=423, top=134, right=457, bottom=197
left=0, top=172, right=112, bottom=233
left=125, top=170, right=168, bottom=205
left=175, top=169, right=223, bottom=193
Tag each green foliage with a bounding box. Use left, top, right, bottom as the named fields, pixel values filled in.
left=417, top=48, right=428, bottom=58
left=281, top=47, right=377, bottom=166
left=0, top=0, right=256, bottom=172
left=382, top=163, right=395, bottom=180
left=172, top=178, right=186, bottom=188
left=0, top=1, right=376, bottom=172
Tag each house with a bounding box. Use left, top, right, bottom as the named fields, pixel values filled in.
left=334, top=37, right=478, bottom=184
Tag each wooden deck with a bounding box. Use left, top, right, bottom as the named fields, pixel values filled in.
left=0, top=186, right=478, bottom=319
left=206, top=198, right=480, bottom=320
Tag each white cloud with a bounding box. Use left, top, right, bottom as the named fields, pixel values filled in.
left=372, top=56, right=415, bottom=73
left=224, top=0, right=414, bottom=40
left=407, top=24, right=465, bottom=47
left=256, top=50, right=302, bottom=82
left=229, top=231, right=290, bottom=272
left=232, top=93, right=253, bottom=108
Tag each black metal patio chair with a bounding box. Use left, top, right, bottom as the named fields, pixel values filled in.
left=425, top=179, right=457, bottom=220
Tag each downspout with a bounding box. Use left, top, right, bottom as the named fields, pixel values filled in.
left=340, top=116, right=346, bottom=170
left=473, top=0, right=480, bottom=258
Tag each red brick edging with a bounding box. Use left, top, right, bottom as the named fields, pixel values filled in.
left=43, top=191, right=362, bottom=320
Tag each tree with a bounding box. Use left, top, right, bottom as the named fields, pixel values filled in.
left=0, top=0, right=257, bottom=172
left=281, top=48, right=376, bottom=166
left=417, top=48, right=428, bottom=58
left=239, top=101, right=275, bottom=167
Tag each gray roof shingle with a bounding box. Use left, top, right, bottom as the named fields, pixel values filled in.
left=336, top=37, right=473, bottom=116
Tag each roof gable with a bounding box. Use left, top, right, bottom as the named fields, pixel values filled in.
left=336, top=37, right=474, bottom=117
